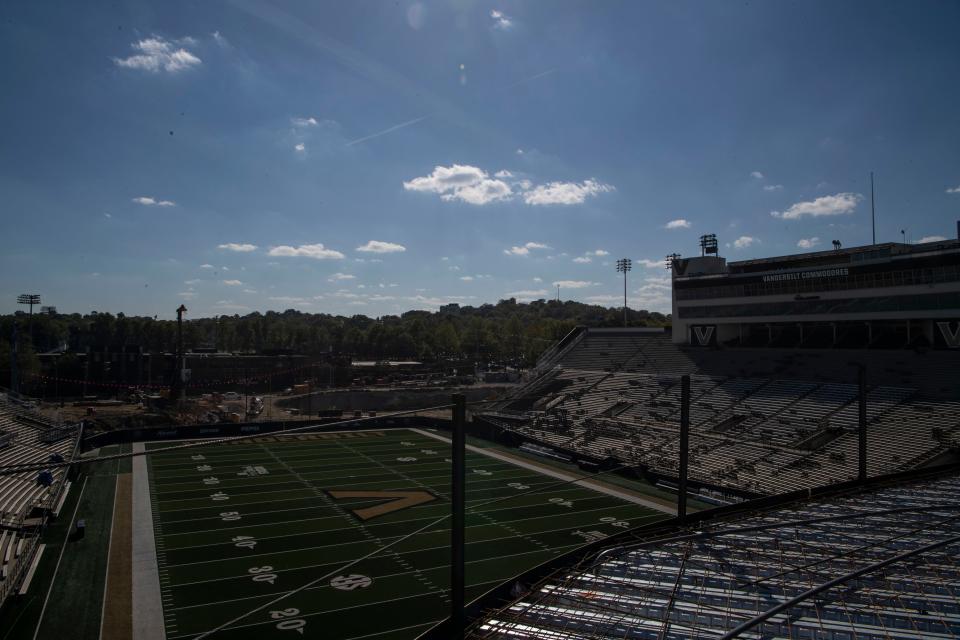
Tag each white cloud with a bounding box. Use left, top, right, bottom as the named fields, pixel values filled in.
left=460, top=276, right=474, bottom=281
left=533, top=277, right=542, bottom=283
left=523, top=179, right=614, bottom=205
left=917, top=235, right=947, bottom=243
left=405, top=165, right=613, bottom=207
left=222, top=279, right=243, bottom=286
left=553, top=280, right=594, bottom=289
left=268, top=243, right=345, bottom=260
left=292, top=117, right=318, bottom=127
left=403, top=164, right=512, bottom=205
left=750, top=171, right=764, bottom=179
left=763, top=184, right=783, bottom=192
left=946, top=186, right=960, bottom=194
left=294, top=143, right=306, bottom=153
left=504, top=241, right=550, bottom=256
left=637, top=258, right=663, bottom=269
left=218, top=243, right=258, bottom=252
left=132, top=196, right=175, bottom=207
left=771, top=193, right=862, bottom=220
left=200, top=264, right=215, bottom=269
left=797, top=237, right=820, bottom=249
left=448, top=265, right=461, bottom=271
left=490, top=9, right=514, bottom=29
left=327, top=272, right=356, bottom=282
left=113, top=36, right=202, bottom=73
left=573, top=256, right=592, bottom=264
left=664, top=219, right=691, bottom=229
left=733, top=236, right=759, bottom=249
left=356, top=240, right=406, bottom=254
left=591, top=249, right=609, bottom=256
left=178, top=291, right=197, bottom=300
left=242, top=288, right=258, bottom=294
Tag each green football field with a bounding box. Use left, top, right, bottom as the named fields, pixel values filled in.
left=144, top=428, right=668, bottom=639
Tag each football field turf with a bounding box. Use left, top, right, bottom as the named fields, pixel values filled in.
left=144, top=428, right=668, bottom=639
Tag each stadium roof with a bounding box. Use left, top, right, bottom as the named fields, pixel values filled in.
left=465, top=468, right=960, bottom=639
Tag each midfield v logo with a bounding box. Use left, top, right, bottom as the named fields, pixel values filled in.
left=936, top=321, right=960, bottom=348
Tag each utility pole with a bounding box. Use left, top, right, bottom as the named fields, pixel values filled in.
left=175, top=304, right=188, bottom=404
left=616, top=259, right=631, bottom=327
left=17, top=293, right=41, bottom=355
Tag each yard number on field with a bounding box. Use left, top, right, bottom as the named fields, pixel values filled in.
left=549, top=497, right=573, bottom=508
left=203, top=477, right=220, bottom=485
left=220, top=511, right=241, bottom=521
left=507, top=482, right=530, bottom=490
left=473, top=469, right=493, bottom=476
left=192, top=454, right=205, bottom=461
left=330, top=574, right=373, bottom=591
left=270, top=608, right=306, bottom=634
left=397, top=456, right=417, bottom=462
left=232, top=535, right=257, bottom=549
left=210, top=491, right=229, bottom=502
left=196, top=464, right=212, bottom=472
left=600, top=516, right=630, bottom=528
left=249, top=565, right=278, bottom=585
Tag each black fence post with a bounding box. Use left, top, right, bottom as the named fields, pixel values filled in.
left=678, top=375, right=690, bottom=520
left=451, top=393, right=467, bottom=637
left=858, top=365, right=867, bottom=482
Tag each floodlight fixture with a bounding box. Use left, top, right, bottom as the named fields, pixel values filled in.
left=615, top=259, right=631, bottom=327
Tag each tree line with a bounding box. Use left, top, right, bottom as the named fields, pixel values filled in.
left=1, top=299, right=669, bottom=387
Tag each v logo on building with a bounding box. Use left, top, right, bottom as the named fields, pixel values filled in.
left=936, top=321, right=960, bottom=348
left=692, top=325, right=715, bottom=346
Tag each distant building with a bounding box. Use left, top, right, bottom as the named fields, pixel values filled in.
left=671, top=231, right=960, bottom=348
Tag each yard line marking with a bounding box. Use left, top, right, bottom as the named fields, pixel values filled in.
left=162, top=496, right=657, bottom=554
left=170, top=578, right=511, bottom=639
left=169, top=545, right=580, bottom=612
left=33, top=476, right=88, bottom=640
left=158, top=491, right=656, bottom=543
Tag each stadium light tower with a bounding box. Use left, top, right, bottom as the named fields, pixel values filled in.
left=615, top=258, right=631, bottom=327
left=17, top=293, right=41, bottom=318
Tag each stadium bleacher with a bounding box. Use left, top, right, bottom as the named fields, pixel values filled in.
left=484, top=328, right=960, bottom=497
left=0, top=390, right=79, bottom=602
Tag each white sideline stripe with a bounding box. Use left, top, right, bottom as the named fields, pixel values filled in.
left=411, top=428, right=675, bottom=514
left=52, top=480, right=71, bottom=517
left=17, top=543, right=45, bottom=595
left=98, top=473, right=120, bottom=640
left=33, top=476, right=87, bottom=640
left=132, top=442, right=165, bottom=640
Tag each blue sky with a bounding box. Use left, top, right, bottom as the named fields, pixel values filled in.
left=1, top=0, right=958, bottom=319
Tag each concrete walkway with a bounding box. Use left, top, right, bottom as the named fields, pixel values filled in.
left=131, top=443, right=165, bottom=640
